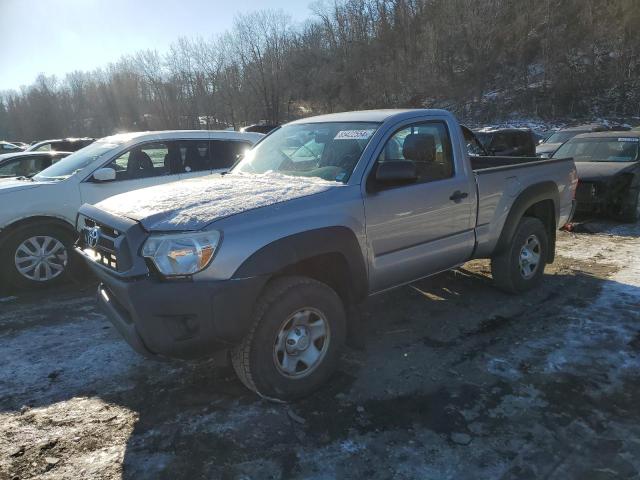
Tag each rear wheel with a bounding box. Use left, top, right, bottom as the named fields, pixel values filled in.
left=1, top=223, right=74, bottom=289
left=491, top=217, right=548, bottom=294
left=231, top=276, right=346, bottom=401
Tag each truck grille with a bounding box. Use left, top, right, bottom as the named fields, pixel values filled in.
left=80, top=217, right=121, bottom=271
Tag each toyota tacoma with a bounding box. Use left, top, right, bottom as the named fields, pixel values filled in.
left=77, top=109, right=577, bottom=400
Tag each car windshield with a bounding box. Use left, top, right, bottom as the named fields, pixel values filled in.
left=546, top=131, right=582, bottom=144
left=553, top=137, right=640, bottom=162
left=33, top=141, right=122, bottom=181
left=232, top=122, right=380, bottom=182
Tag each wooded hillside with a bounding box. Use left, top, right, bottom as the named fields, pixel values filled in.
left=2, top=0, right=639, bottom=140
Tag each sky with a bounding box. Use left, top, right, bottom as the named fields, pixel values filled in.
left=0, top=0, right=313, bottom=91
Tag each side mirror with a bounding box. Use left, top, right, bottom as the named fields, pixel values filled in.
left=375, top=161, right=417, bottom=186
left=92, top=167, right=116, bottom=182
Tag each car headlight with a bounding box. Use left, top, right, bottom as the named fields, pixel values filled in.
left=142, top=231, right=221, bottom=277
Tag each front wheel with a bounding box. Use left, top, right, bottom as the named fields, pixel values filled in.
left=491, top=217, right=548, bottom=294
left=1, top=223, right=74, bottom=289
left=231, top=276, right=346, bottom=401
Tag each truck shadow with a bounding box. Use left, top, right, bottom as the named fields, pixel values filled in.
left=2, top=260, right=639, bottom=478
left=569, top=215, right=640, bottom=238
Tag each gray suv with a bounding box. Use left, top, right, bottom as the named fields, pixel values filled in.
left=77, top=109, right=577, bottom=400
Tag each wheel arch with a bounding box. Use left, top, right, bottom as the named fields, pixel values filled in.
left=494, top=181, right=559, bottom=263
left=232, top=226, right=368, bottom=304
left=0, top=215, right=76, bottom=250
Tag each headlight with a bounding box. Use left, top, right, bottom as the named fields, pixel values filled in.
left=142, top=231, right=221, bottom=277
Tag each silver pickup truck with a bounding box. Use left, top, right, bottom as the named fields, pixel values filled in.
left=77, top=109, right=577, bottom=400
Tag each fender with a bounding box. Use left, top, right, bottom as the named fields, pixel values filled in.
left=233, top=226, right=368, bottom=300
left=494, top=181, right=559, bottom=261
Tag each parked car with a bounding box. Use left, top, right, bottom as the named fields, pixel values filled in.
left=461, top=125, right=489, bottom=156
left=536, top=124, right=609, bottom=158
left=0, top=141, right=24, bottom=154
left=0, top=151, right=71, bottom=179
left=26, top=137, right=95, bottom=152
left=240, top=124, right=280, bottom=135
left=552, top=131, right=640, bottom=221
left=0, top=130, right=262, bottom=289
left=473, top=128, right=537, bottom=157
left=76, top=109, right=577, bottom=400
left=9, top=141, right=30, bottom=149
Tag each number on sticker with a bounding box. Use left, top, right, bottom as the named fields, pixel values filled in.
left=334, top=129, right=376, bottom=140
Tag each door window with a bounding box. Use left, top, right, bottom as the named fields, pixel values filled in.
left=377, top=121, right=454, bottom=183
left=168, top=140, right=211, bottom=173
left=210, top=140, right=252, bottom=169
left=105, top=143, right=170, bottom=180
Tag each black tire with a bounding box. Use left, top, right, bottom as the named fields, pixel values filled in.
left=491, top=217, right=548, bottom=294
left=231, top=276, right=346, bottom=401
left=619, top=188, right=640, bottom=223
left=0, top=223, right=75, bottom=290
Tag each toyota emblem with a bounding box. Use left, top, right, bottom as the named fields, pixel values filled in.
left=87, top=226, right=100, bottom=248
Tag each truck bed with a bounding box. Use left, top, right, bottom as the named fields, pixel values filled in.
left=470, top=155, right=575, bottom=259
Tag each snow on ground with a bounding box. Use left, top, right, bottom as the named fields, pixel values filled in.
left=1, top=221, right=640, bottom=478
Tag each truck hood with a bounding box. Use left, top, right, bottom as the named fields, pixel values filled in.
left=575, top=161, right=637, bottom=182
left=96, top=173, right=339, bottom=231
left=536, top=143, right=562, bottom=155
left=0, top=178, right=43, bottom=195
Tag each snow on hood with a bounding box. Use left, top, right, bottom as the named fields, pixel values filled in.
left=96, top=173, right=338, bottom=231
left=575, top=161, right=637, bottom=182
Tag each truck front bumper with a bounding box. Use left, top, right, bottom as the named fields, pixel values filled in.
left=87, top=260, right=268, bottom=360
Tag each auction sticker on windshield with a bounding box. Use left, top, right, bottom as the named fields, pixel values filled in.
left=334, top=129, right=376, bottom=140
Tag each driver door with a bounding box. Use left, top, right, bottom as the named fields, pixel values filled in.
left=79, top=142, right=176, bottom=205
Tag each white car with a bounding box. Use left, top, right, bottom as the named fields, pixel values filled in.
left=0, top=130, right=262, bottom=288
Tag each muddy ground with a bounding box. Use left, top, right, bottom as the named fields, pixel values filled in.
left=1, top=220, right=639, bottom=479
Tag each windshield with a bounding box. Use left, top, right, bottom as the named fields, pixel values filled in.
left=33, top=141, right=122, bottom=181
left=232, top=122, right=380, bottom=182
left=553, top=137, right=639, bottom=162
left=546, top=131, right=583, bottom=144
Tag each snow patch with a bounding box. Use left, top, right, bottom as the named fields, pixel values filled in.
left=97, top=172, right=337, bottom=230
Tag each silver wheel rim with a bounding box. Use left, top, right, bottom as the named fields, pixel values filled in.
left=519, top=234, right=541, bottom=280
left=273, top=307, right=330, bottom=379
left=14, top=236, right=68, bottom=282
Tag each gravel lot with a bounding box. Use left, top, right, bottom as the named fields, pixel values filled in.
left=1, top=220, right=639, bottom=479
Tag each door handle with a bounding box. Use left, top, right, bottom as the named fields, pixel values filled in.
left=449, top=191, right=469, bottom=202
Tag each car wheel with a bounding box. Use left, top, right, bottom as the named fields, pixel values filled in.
left=1, top=223, right=74, bottom=289
left=231, top=276, right=346, bottom=401
left=491, top=217, right=548, bottom=294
